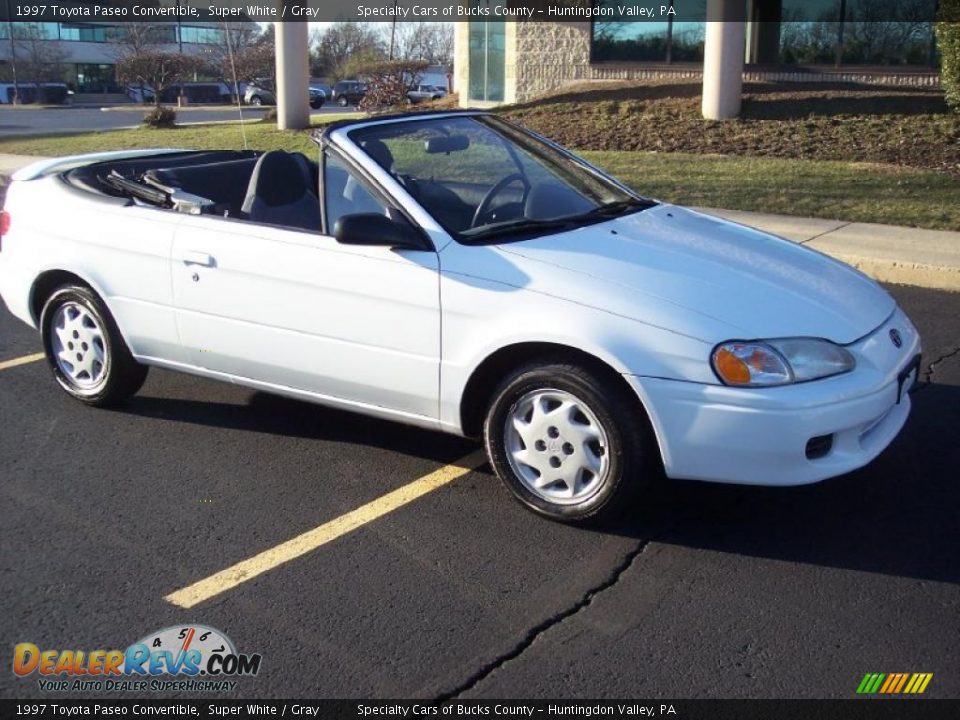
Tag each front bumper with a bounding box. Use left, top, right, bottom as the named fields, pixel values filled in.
left=628, top=307, right=921, bottom=486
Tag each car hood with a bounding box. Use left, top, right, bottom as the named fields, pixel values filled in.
left=493, top=204, right=894, bottom=345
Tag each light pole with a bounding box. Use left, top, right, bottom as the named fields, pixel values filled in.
left=389, top=0, right=398, bottom=60
left=5, top=0, right=20, bottom=104
left=665, top=0, right=675, bottom=64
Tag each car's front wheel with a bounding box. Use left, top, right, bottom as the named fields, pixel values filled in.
left=484, top=361, right=651, bottom=523
left=250, top=95, right=262, bottom=106
left=40, top=285, right=148, bottom=407
left=338, top=96, right=348, bottom=107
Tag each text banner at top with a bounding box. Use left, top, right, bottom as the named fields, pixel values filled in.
left=0, top=0, right=933, bottom=24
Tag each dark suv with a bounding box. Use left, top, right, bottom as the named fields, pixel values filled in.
left=331, top=81, right=366, bottom=107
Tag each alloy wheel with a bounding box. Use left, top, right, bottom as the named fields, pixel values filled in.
left=49, top=301, right=108, bottom=391
left=504, top=388, right=610, bottom=505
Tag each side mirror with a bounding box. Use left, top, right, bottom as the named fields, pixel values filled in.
left=333, top=213, right=430, bottom=251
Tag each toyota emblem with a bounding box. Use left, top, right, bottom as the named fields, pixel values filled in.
left=890, top=329, right=903, bottom=348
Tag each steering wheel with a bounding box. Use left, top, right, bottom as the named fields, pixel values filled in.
left=471, top=173, right=530, bottom=229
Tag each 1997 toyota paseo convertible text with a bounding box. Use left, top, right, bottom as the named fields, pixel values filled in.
left=0, top=111, right=921, bottom=522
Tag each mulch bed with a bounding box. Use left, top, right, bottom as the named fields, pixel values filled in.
left=501, top=81, right=960, bottom=175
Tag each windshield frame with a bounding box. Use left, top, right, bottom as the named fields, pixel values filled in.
left=344, top=112, right=655, bottom=245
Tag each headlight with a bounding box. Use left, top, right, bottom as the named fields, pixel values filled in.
left=711, top=339, right=855, bottom=387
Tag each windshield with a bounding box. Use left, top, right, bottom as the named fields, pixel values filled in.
left=348, top=115, right=653, bottom=243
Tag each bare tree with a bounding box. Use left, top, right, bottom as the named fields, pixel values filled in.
left=204, top=22, right=270, bottom=97
left=311, top=22, right=385, bottom=81
left=116, top=52, right=204, bottom=107
left=13, top=24, right=68, bottom=83
left=107, top=23, right=177, bottom=60
left=845, top=0, right=936, bottom=64
left=107, top=23, right=174, bottom=102
left=388, top=23, right=454, bottom=66
left=223, top=38, right=276, bottom=95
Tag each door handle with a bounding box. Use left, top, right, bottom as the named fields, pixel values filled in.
left=179, top=250, right=215, bottom=267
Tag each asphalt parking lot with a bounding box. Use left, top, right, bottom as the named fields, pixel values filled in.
left=0, top=283, right=958, bottom=700
left=0, top=105, right=356, bottom=137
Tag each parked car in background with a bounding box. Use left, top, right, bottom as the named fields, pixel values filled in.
left=244, top=84, right=274, bottom=106
left=308, top=87, right=325, bottom=109
left=244, top=84, right=325, bottom=109
left=331, top=81, right=366, bottom=107
left=0, top=82, right=73, bottom=105
left=407, top=84, right=446, bottom=104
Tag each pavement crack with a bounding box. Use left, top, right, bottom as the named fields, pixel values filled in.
left=797, top=221, right=852, bottom=245
left=435, top=536, right=655, bottom=701
left=918, top=344, right=960, bottom=389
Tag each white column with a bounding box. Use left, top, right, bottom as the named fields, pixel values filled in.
left=702, top=0, right=746, bottom=120
left=275, top=19, right=309, bottom=130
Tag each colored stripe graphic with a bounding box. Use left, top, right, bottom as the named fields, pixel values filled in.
left=857, top=672, right=933, bottom=694
left=893, top=673, right=910, bottom=693
left=879, top=674, right=896, bottom=693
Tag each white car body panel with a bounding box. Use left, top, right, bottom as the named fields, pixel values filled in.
left=171, top=214, right=440, bottom=420
left=0, top=117, right=921, bottom=488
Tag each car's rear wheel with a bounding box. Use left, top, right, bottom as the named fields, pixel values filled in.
left=250, top=95, right=262, bottom=106
left=40, top=285, right=148, bottom=407
left=338, top=96, right=348, bottom=107
left=484, top=361, right=651, bottom=523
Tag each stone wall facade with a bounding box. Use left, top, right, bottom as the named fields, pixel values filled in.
left=511, top=22, right=591, bottom=103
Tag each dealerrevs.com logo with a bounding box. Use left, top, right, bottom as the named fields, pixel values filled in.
left=13, top=625, right=261, bottom=693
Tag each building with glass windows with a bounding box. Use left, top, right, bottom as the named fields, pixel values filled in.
left=453, top=0, right=941, bottom=115
left=0, top=21, right=256, bottom=98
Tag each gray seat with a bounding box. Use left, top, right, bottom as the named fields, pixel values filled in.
left=241, top=150, right=322, bottom=231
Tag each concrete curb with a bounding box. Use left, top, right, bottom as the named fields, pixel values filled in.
left=698, top=207, right=960, bottom=292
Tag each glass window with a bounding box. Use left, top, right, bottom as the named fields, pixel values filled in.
left=468, top=16, right=505, bottom=102
left=840, top=0, right=936, bottom=66
left=323, top=152, right=388, bottom=233
left=592, top=1, right=707, bottom=63
left=179, top=26, right=224, bottom=45
left=61, top=24, right=111, bottom=42
left=779, top=0, right=937, bottom=66
left=349, top=115, right=643, bottom=241
left=9, top=22, right=60, bottom=40
left=75, top=64, right=118, bottom=93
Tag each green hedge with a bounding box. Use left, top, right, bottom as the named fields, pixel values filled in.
left=938, top=1, right=960, bottom=111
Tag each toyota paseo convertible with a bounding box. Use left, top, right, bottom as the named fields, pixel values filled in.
left=0, top=111, right=921, bottom=522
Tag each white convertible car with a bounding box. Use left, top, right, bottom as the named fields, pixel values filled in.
left=0, top=111, right=921, bottom=522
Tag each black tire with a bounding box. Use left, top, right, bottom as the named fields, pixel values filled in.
left=483, top=360, right=653, bottom=523
left=40, top=285, right=148, bottom=407
left=338, top=96, right=348, bottom=107
left=250, top=95, right=262, bottom=106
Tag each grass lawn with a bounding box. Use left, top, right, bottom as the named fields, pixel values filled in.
left=0, top=115, right=359, bottom=158
left=0, top=109, right=957, bottom=231
left=583, top=151, right=960, bottom=231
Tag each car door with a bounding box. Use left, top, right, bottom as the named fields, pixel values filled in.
left=170, top=154, right=441, bottom=422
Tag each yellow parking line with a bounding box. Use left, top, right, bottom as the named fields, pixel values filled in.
left=0, top=352, right=45, bottom=371
left=164, top=449, right=487, bottom=609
